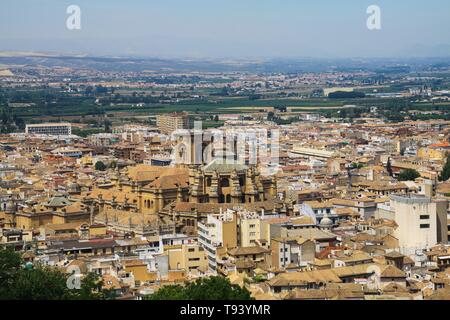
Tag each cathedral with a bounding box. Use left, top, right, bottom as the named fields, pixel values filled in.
left=78, top=130, right=281, bottom=235
left=188, top=159, right=276, bottom=204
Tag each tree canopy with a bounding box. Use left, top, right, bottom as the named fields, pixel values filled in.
left=328, top=91, right=365, bottom=99
left=95, top=161, right=107, bottom=171
left=148, top=276, right=253, bottom=300
left=0, top=247, right=115, bottom=300
left=439, top=155, right=450, bottom=182
left=398, top=168, right=421, bottom=181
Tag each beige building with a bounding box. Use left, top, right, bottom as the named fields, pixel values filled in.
left=167, top=243, right=208, bottom=275
left=156, top=112, right=190, bottom=135
left=271, top=237, right=315, bottom=269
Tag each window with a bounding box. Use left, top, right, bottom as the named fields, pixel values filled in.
left=188, top=248, right=195, bottom=252
left=249, top=224, right=256, bottom=229
left=420, top=215, right=430, bottom=220
left=220, top=179, right=230, bottom=187
left=188, top=258, right=200, bottom=262
left=420, top=224, right=430, bottom=229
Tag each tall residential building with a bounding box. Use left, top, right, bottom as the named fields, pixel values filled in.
left=156, top=112, right=190, bottom=135
left=378, top=194, right=448, bottom=255
left=25, top=123, right=72, bottom=136
left=197, top=208, right=263, bottom=273
left=198, top=210, right=237, bottom=274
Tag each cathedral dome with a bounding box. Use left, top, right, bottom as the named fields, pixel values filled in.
left=319, top=213, right=333, bottom=228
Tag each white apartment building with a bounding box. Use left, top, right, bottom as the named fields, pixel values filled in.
left=198, top=211, right=235, bottom=274
left=377, top=194, right=448, bottom=255
left=25, top=123, right=72, bottom=135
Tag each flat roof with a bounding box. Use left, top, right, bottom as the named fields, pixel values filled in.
left=26, top=123, right=71, bottom=127
left=390, top=194, right=431, bottom=204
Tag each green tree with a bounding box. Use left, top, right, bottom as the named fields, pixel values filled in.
left=387, top=158, right=393, bottom=177
left=95, top=161, right=107, bottom=171
left=0, top=248, right=115, bottom=300
left=0, top=247, right=22, bottom=299
left=398, top=169, right=420, bottom=181
left=352, top=162, right=364, bottom=169
left=148, top=284, right=188, bottom=300
left=148, top=276, right=253, bottom=300
left=10, top=265, right=73, bottom=300
left=73, top=272, right=116, bottom=300
left=104, top=119, right=112, bottom=133
left=439, top=155, right=450, bottom=182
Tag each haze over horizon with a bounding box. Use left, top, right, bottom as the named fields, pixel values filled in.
left=1, top=0, right=449, bottom=59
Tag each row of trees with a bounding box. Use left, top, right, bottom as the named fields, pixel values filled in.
left=328, top=91, right=365, bottom=99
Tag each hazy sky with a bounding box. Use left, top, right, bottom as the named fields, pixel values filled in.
left=0, top=0, right=449, bottom=58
